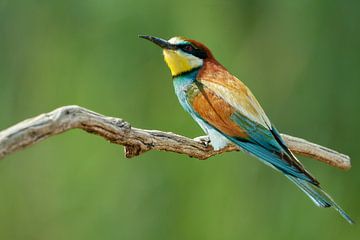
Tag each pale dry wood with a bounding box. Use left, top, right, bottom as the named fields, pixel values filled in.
left=0, top=105, right=351, bottom=170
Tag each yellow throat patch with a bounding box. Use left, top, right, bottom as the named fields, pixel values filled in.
left=163, top=49, right=202, bottom=76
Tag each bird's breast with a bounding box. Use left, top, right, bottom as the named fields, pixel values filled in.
left=172, top=70, right=199, bottom=114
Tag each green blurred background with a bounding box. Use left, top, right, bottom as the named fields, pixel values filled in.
left=0, top=0, right=359, bottom=239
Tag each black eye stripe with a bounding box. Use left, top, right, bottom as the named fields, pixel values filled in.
left=179, top=43, right=207, bottom=59
left=180, top=44, right=194, bottom=52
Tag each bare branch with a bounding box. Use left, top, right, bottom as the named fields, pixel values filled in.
left=0, top=105, right=351, bottom=170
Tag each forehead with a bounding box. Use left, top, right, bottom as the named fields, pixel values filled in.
left=168, top=36, right=187, bottom=44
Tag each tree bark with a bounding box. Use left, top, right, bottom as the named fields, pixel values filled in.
left=0, top=105, right=351, bottom=170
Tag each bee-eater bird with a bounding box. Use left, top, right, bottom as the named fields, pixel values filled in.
left=139, top=35, right=353, bottom=224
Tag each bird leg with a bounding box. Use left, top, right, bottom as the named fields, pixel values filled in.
left=193, top=135, right=211, bottom=148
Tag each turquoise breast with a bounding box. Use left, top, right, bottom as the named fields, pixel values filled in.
left=172, top=70, right=199, bottom=115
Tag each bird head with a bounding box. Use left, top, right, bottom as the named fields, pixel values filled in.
left=139, top=35, right=213, bottom=77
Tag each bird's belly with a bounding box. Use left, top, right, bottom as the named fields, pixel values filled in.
left=206, top=128, right=232, bottom=150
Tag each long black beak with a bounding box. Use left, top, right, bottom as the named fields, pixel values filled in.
left=139, top=35, right=177, bottom=50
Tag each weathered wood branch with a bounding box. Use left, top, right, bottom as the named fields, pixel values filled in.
left=0, top=105, right=351, bottom=170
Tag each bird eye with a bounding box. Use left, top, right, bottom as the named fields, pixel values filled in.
left=183, top=45, right=194, bottom=52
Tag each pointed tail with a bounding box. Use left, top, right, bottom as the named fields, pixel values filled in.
left=286, top=175, right=354, bottom=224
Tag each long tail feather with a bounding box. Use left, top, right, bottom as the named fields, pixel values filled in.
left=286, top=175, right=354, bottom=224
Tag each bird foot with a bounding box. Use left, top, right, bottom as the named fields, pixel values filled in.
left=194, top=135, right=211, bottom=148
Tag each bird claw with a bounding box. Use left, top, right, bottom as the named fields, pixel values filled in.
left=194, top=135, right=211, bottom=147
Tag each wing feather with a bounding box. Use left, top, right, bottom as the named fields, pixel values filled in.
left=192, top=73, right=319, bottom=185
